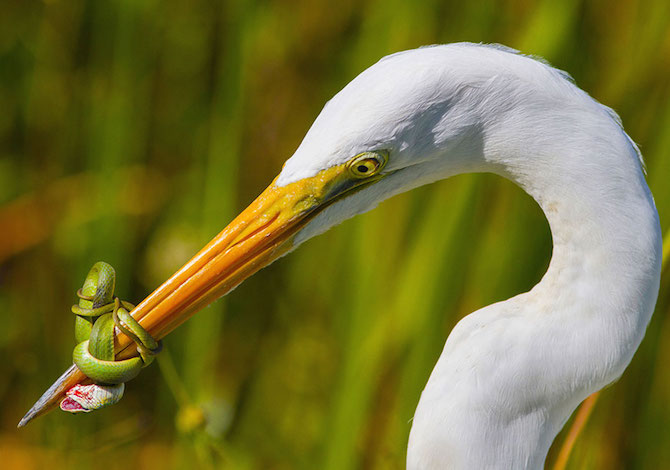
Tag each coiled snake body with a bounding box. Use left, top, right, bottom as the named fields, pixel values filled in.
left=60, top=262, right=161, bottom=413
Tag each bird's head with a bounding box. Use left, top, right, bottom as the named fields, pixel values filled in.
left=274, top=45, right=498, bottom=244
left=97, top=44, right=569, bottom=345
left=120, top=46, right=498, bottom=347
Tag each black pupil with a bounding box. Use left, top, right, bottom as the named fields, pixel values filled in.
left=357, top=164, right=369, bottom=173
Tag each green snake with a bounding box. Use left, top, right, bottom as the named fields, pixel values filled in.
left=60, top=262, right=161, bottom=413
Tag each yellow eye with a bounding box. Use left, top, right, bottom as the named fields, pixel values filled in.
left=347, top=151, right=388, bottom=178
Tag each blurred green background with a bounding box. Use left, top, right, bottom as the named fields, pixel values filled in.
left=1, top=0, right=669, bottom=468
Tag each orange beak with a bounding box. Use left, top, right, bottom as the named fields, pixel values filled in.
left=19, top=162, right=382, bottom=426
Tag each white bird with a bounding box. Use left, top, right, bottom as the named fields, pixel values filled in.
left=25, top=43, right=662, bottom=469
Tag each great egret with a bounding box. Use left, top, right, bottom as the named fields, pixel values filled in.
left=21, top=43, right=662, bottom=469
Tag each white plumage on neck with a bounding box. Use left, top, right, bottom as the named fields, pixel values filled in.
left=408, top=118, right=660, bottom=468
left=277, top=43, right=662, bottom=469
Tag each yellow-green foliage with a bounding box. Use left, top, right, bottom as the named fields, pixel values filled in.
left=1, top=0, right=669, bottom=468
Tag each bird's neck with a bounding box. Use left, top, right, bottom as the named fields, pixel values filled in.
left=507, top=144, right=661, bottom=463
left=409, top=137, right=662, bottom=470
left=516, top=147, right=661, bottom=354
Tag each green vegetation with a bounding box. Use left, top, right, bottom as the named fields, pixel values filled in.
left=1, top=0, right=669, bottom=468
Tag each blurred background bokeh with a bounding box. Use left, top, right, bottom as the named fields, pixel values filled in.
left=1, top=0, right=669, bottom=468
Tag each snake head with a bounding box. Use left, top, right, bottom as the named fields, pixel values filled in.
left=59, top=383, right=125, bottom=413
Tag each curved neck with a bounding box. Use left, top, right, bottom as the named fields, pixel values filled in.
left=482, top=98, right=663, bottom=344
left=514, top=143, right=661, bottom=346
left=409, top=128, right=661, bottom=470
left=503, top=142, right=661, bottom=466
